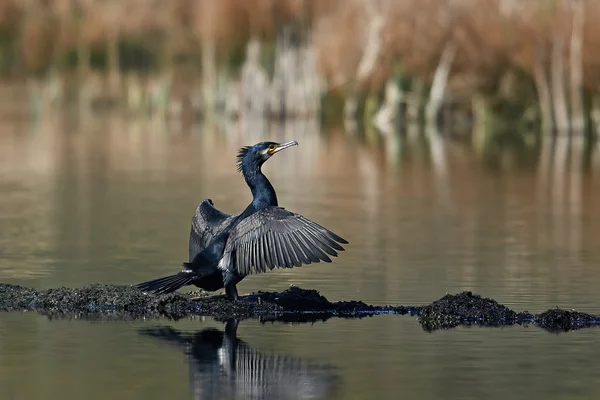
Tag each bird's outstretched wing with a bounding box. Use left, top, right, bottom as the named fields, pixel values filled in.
left=222, top=206, right=348, bottom=276
left=189, top=199, right=236, bottom=262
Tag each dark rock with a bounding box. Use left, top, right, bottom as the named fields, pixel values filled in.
left=249, top=286, right=331, bottom=311
left=418, top=291, right=518, bottom=331
left=0, top=283, right=37, bottom=310
left=536, top=308, right=600, bottom=333
left=1, top=283, right=599, bottom=333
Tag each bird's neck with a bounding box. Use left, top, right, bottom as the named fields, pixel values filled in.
left=244, top=167, right=278, bottom=208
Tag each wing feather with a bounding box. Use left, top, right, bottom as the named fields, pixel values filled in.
left=283, top=233, right=302, bottom=267
left=189, top=199, right=235, bottom=262
left=266, top=231, right=279, bottom=268
left=258, top=234, right=266, bottom=273
left=273, top=232, right=289, bottom=268
left=304, top=222, right=345, bottom=252
left=226, top=207, right=347, bottom=276
left=263, top=234, right=275, bottom=270
left=245, top=241, right=252, bottom=274
left=298, top=229, right=331, bottom=263
left=292, top=231, right=314, bottom=264
left=250, top=237, right=258, bottom=274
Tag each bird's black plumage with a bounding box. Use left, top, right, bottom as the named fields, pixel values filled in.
left=135, top=140, right=348, bottom=300
left=188, top=199, right=235, bottom=263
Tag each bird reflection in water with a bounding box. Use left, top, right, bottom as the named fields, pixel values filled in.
left=138, top=319, right=340, bottom=400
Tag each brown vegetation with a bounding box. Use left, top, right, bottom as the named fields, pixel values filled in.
left=1, top=0, right=598, bottom=134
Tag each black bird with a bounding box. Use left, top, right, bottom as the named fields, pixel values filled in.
left=138, top=320, right=340, bottom=400
left=136, top=140, right=348, bottom=300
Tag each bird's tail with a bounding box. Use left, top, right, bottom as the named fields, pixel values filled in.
left=135, top=271, right=195, bottom=295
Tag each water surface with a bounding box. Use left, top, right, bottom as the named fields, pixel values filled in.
left=1, top=114, right=599, bottom=399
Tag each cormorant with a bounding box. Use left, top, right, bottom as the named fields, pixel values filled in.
left=138, top=320, right=340, bottom=399
left=135, top=140, right=348, bottom=300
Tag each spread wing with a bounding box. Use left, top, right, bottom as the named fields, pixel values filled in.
left=189, top=199, right=236, bottom=262
left=222, top=206, right=348, bottom=276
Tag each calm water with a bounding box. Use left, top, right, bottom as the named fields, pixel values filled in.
left=1, top=113, right=600, bottom=399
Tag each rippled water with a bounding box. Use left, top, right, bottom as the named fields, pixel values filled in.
left=1, top=113, right=600, bottom=399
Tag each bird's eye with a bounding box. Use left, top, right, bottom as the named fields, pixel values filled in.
left=268, top=144, right=275, bottom=150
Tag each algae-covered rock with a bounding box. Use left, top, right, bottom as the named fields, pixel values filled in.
left=1, top=283, right=599, bottom=333
left=536, top=308, right=600, bottom=332
left=418, top=291, right=518, bottom=331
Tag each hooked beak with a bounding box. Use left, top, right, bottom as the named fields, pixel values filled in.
left=272, top=140, right=298, bottom=154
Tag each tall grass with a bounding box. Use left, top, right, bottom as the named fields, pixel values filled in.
left=1, top=0, right=598, bottom=136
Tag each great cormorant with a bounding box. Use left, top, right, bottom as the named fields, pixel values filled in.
left=135, top=140, right=348, bottom=300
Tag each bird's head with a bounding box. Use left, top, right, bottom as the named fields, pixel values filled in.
left=236, top=140, right=298, bottom=172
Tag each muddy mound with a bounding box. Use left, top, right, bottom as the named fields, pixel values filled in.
left=0, top=283, right=283, bottom=320
left=0, top=283, right=410, bottom=321
left=535, top=308, right=600, bottom=333
left=1, top=283, right=599, bottom=332
left=248, top=286, right=414, bottom=315
left=418, top=291, right=518, bottom=331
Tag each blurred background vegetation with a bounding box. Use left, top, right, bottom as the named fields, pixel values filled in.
left=1, top=0, right=599, bottom=142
